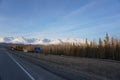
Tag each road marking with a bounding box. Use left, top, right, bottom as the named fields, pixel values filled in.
left=6, top=52, right=36, bottom=80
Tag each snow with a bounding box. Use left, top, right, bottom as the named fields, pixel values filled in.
left=0, top=37, right=85, bottom=45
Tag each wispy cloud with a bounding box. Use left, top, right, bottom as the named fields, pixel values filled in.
left=0, top=0, right=119, bottom=39
left=62, top=0, right=98, bottom=19
left=67, top=20, right=120, bottom=37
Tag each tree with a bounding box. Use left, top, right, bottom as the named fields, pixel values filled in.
left=104, top=33, right=109, bottom=47
left=99, top=38, right=103, bottom=48
left=85, top=38, right=89, bottom=47
left=90, top=41, right=93, bottom=48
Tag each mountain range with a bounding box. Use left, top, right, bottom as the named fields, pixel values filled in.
left=0, top=37, right=85, bottom=45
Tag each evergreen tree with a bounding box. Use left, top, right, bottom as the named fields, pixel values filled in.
left=99, top=38, right=103, bottom=48
left=105, top=33, right=109, bottom=46
left=85, top=38, right=89, bottom=47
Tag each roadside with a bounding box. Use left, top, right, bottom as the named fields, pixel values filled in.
left=8, top=50, right=120, bottom=80
left=8, top=51, right=67, bottom=80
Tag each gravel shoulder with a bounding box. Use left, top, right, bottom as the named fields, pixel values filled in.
left=9, top=50, right=120, bottom=80
left=10, top=52, right=66, bottom=80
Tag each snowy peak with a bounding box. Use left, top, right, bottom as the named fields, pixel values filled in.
left=0, top=37, right=85, bottom=45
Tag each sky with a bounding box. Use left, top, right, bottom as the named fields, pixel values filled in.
left=0, top=0, right=120, bottom=40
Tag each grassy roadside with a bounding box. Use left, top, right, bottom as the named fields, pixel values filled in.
left=9, top=50, right=120, bottom=80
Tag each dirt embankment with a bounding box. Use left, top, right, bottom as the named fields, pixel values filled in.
left=9, top=50, right=120, bottom=80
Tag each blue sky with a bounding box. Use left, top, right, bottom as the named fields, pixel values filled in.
left=0, top=0, right=120, bottom=40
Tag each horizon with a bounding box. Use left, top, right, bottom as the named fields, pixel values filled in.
left=0, top=0, right=120, bottom=40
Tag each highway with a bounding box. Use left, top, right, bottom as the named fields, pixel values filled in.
left=0, top=48, right=34, bottom=80
left=0, top=47, right=66, bottom=80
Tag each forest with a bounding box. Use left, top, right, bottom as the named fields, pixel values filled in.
left=10, top=33, right=120, bottom=61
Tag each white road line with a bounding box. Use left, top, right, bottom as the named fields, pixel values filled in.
left=6, top=52, right=36, bottom=80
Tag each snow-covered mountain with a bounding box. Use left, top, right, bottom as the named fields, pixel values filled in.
left=0, top=37, right=85, bottom=45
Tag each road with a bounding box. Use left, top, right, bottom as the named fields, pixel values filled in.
left=0, top=47, right=66, bottom=80
left=0, top=48, right=34, bottom=80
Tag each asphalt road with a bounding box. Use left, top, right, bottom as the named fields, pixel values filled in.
left=0, top=48, right=33, bottom=80
left=0, top=47, right=66, bottom=80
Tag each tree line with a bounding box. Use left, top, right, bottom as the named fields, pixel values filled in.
left=10, top=33, right=120, bottom=61
left=40, top=33, right=120, bottom=60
